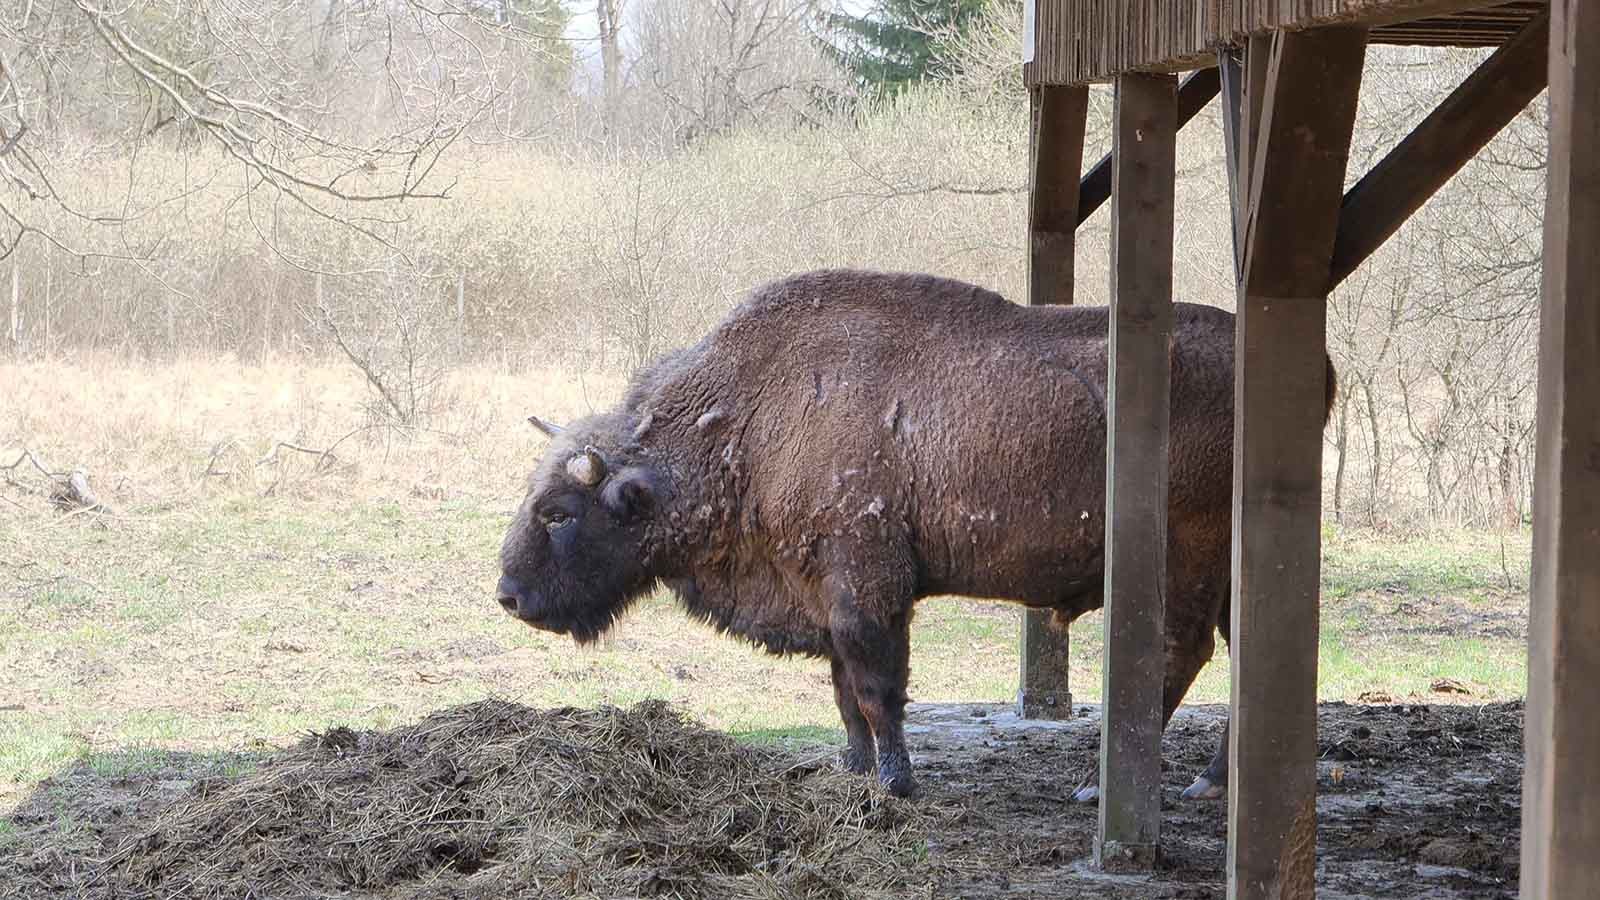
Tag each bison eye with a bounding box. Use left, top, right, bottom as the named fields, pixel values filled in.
left=541, top=510, right=573, bottom=531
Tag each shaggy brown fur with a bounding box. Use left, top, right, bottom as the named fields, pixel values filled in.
left=497, top=269, right=1336, bottom=799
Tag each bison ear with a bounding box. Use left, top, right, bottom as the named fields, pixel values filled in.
left=527, top=415, right=564, bottom=438
left=602, top=467, right=659, bottom=521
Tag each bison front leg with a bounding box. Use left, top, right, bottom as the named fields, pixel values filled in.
left=827, top=580, right=917, bottom=798
left=830, top=657, right=877, bottom=776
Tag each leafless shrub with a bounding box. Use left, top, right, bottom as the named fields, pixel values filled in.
left=309, top=265, right=455, bottom=428
left=0, top=1, right=1555, bottom=530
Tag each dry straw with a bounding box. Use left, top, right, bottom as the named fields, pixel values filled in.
left=37, top=700, right=945, bottom=899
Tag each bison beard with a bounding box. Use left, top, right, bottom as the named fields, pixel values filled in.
left=496, top=269, right=1337, bottom=801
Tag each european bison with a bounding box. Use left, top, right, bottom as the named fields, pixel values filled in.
left=496, top=269, right=1335, bottom=801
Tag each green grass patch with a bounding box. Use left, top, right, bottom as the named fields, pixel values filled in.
left=0, top=718, right=88, bottom=790
left=0, top=498, right=1533, bottom=808
left=731, top=725, right=844, bottom=747
left=80, top=748, right=262, bottom=781
left=30, top=582, right=96, bottom=613
left=1322, top=525, right=1530, bottom=600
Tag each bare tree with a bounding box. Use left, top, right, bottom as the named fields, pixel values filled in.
left=0, top=0, right=572, bottom=264
left=597, top=0, right=626, bottom=131
left=626, top=0, right=841, bottom=145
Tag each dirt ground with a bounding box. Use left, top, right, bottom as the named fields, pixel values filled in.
left=0, top=699, right=1523, bottom=900
left=907, top=699, right=1523, bottom=899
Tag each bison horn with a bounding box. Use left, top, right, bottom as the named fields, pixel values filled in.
left=527, top=415, right=564, bottom=437
left=566, top=448, right=605, bottom=486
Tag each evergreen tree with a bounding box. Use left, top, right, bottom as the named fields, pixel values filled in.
left=474, top=0, right=577, bottom=92
left=822, top=0, right=990, bottom=96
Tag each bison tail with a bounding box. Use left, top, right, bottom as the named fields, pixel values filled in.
left=1324, top=354, right=1339, bottom=426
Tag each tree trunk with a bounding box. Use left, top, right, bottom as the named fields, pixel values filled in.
left=313, top=0, right=345, bottom=80
left=456, top=271, right=466, bottom=361
left=1333, top=388, right=1350, bottom=524
left=42, top=257, right=50, bottom=357
left=1426, top=449, right=1443, bottom=525
left=8, top=255, right=19, bottom=356
left=598, top=0, right=623, bottom=133
left=165, top=294, right=177, bottom=354
left=1499, top=393, right=1521, bottom=529
left=1362, top=378, right=1383, bottom=525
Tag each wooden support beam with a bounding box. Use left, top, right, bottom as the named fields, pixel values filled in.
left=1076, top=67, right=1220, bottom=227
left=1020, top=83, right=1089, bottom=719
left=1219, top=37, right=1274, bottom=281
left=1521, top=0, right=1600, bottom=894
left=1096, top=71, right=1177, bottom=873
left=1027, top=85, right=1089, bottom=308
left=1235, top=35, right=1272, bottom=280
left=1227, top=25, right=1368, bottom=900
left=1329, top=10, right=1550, bottom=289
left=1219, top=50, right=1245, bottom=279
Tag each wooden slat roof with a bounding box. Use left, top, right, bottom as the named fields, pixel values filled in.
left=1372, top=2, right=1546, bottom=45
left=1024, top=0, right=1548, bottom=84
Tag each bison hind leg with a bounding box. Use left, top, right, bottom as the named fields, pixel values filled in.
left=1179, top=601, right=1232, bottom=803
left=1178, top=714, right=1228, bottom=801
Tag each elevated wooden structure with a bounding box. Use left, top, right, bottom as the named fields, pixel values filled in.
left=1025, top=0, right=1549, bottom=83
left=1016, top=1, right=1595, bottom=896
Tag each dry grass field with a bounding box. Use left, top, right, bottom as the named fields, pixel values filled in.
left=0, top=355, right=1532, bottom=819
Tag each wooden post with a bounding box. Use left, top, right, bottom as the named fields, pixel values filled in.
left=1026, top=85, right=1089, bottom=308
left=1227, top=26, right=1367, bottom=900
left=1096, top=71, right=1177, bottom=872
left=1521, top=0, right=1600, bottom=894
left=1020, top=83, right=1088, bottom=720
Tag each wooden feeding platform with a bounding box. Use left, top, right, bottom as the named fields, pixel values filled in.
left=1011, top=1, right=1594, bottom=897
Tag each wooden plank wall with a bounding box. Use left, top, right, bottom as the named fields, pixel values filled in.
left=1027, top=0, right=1210, bottom=86
left=1024, top=0, right=1525, bottom=84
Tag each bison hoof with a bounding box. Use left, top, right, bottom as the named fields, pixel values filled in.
left=1070, top=784, right=1099, bottom=804
left=880, top=771, right=918, bottom=799
left=1181, top=775, right=1226, bottom=801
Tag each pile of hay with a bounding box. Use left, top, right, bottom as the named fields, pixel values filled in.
left=28, top=701, right=938, bottom=899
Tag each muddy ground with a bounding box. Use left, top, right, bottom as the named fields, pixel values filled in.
left=908, top=699, right=1523, bottom=899
left=1, top=699, right=1523, bottom=899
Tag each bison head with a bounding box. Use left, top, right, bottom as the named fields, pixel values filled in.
left=495, top=413, right=670, bottom=643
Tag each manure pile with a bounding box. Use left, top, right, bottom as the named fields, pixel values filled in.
left=4, top=700, right=940, bottom=899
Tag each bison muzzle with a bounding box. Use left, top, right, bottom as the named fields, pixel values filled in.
left=496, top=269, right=1336, bottom=801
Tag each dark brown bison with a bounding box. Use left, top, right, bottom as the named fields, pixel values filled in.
left=496, top=269, right=1335, bottom=801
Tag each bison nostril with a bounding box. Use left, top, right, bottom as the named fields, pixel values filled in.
left=496, top=574, right=525, bottom=614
